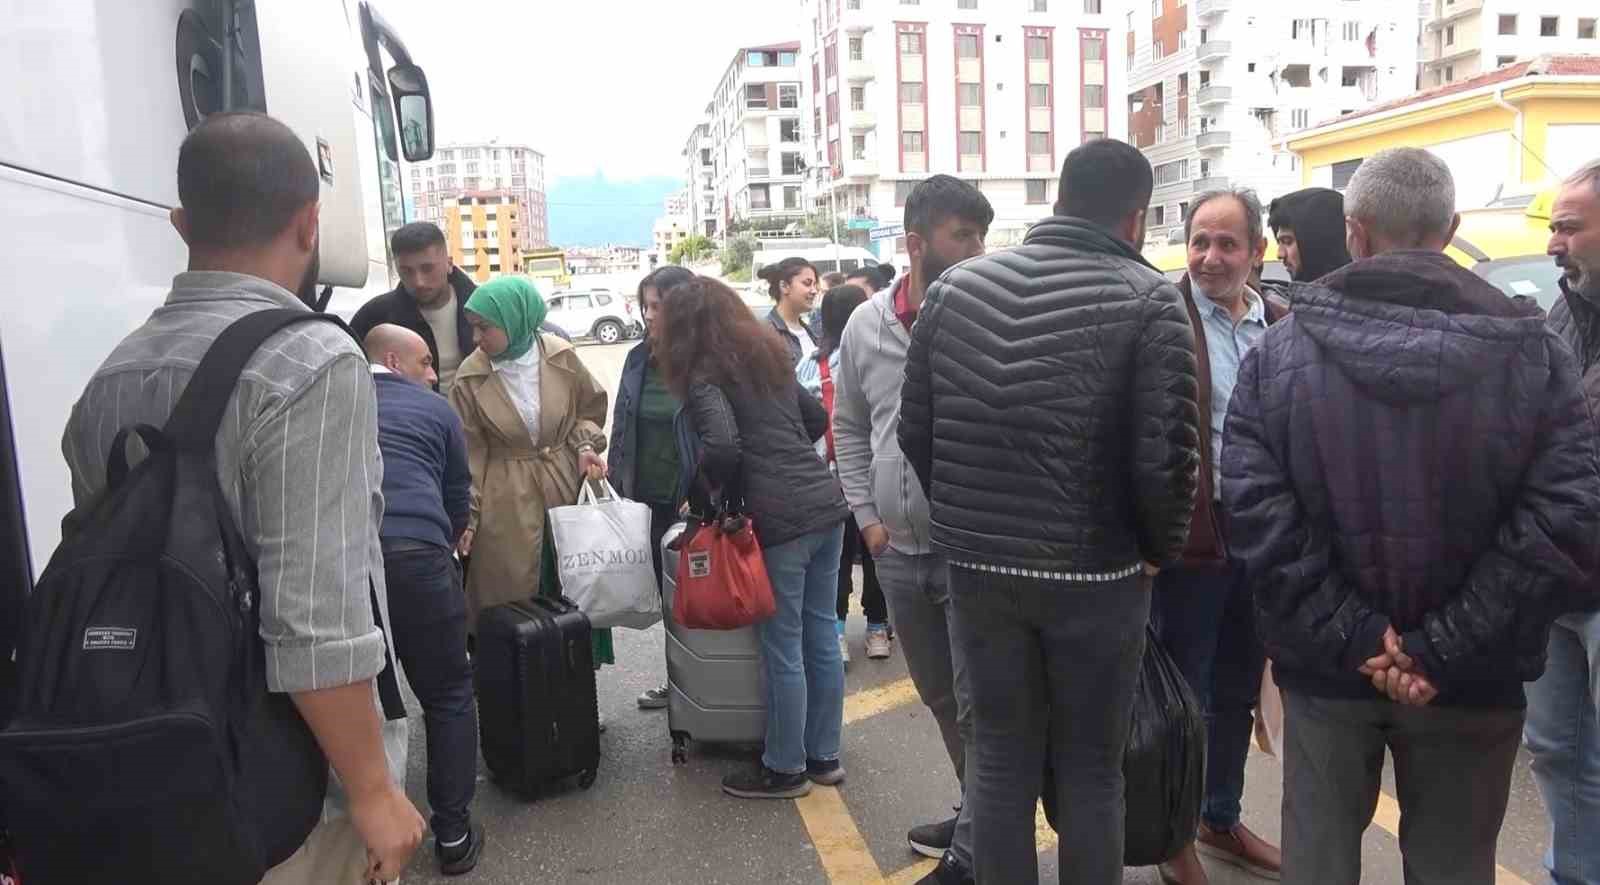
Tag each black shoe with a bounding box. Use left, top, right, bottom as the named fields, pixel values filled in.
left=806, top=757, right=846, bottom=786
left=908, top=814, right=958, bottom=859
left=436, top=821, right=485, bottom=876
left=722, top=763, right=812, bottom=799
left=917, top=852, right=975, bottom=885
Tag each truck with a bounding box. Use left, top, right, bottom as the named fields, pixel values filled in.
left=0, top=0, right=440, bottom=690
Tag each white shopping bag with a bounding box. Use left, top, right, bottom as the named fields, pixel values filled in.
left=548, top=479, right=662, bottom=630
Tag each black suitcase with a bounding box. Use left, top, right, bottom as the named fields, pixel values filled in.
left=475, top=596, right=600, bottom=796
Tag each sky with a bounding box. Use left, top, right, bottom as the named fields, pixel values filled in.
left=380, top=0, right=795, bottom=181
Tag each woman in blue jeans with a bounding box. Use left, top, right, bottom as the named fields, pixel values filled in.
left=656, top=275, right=850, bottom=799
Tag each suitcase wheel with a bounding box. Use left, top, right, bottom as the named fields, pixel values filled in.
left=670, top=731, right=688, bottom=766
left=578, top=768, right=598, bottom=789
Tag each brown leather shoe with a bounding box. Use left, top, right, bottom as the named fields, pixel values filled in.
left=1195, top=821, right=1282, bottom=880
left=1157, top=843, right=1209, bottom=885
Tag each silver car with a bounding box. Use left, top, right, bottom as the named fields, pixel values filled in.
left=545, top=289, right=642, bottom=344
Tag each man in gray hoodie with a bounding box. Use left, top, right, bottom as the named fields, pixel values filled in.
left=833, top=175, right=993, bottom=885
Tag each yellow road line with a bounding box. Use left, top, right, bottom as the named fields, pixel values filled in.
left=794, top=785, right=886, bottom=884
left=884, top=860, right=939, bottom=884
left=843, top=677, right=921, bottom=726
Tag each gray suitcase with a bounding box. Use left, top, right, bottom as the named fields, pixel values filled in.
left=660, top=522, right=766, bottom=764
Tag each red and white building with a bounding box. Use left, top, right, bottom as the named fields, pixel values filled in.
left=799, top=0, right=1127, bottom=260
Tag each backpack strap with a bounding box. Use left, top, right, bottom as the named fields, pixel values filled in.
left=164, top=309, right=358, bottom=452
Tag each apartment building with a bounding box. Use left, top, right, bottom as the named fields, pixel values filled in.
left=1125, top=0, right=1421, bottom=246
left=409, top=141, right=550, bottom=248
left=443, top=192, right=529, bottom=283
left=1423, top=1, right=1599, bottom=87
left=798, top=0, right=1126, bottom=260
left=692, top=42, right=810, bottom=233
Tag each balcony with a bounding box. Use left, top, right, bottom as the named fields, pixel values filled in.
left=846, top=59, right=876, bottom=81
left=1196, top=85, right=1231, bottom=106
left=1196, top=41, right=1231, bottom=63
left=1196, top=129, right=1231, bottom=150
left=1195, top=0, right=1230, bottom=17
left=1426, top=0, right=1484, bottom=27
left=1193, top=176, right=1228, bottom=192
left=848, top=109, right=876, bottom=131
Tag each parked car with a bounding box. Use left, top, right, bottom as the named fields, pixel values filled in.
left=545, top=288, right=642, bottom=344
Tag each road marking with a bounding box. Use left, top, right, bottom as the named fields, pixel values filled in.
left=843, top=677, right=920, bottom=725
left=794, top=785, right=886, bottom=884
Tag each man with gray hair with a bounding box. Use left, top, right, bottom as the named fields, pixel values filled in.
left=1527, top=157, right=1600, bottom=885
left=1155, top=186, right=1286, bottom=885
left=1223, top=146, right=1600, bottom=883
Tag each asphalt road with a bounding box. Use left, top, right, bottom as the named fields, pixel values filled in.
left=397, top=341, right=1558, bottom=885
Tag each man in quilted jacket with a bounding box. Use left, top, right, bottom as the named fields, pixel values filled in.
left=900, top=138, right=1201, bottom=885
left=1223, top=147, right=1600, bottom=885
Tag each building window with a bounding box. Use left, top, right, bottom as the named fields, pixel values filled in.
left=746, top=83, right=768, bottom=108
left=748, top=51, right=768, bottom=67
left=958, top=34, right=981, bottom=58
left=1026, top=35, right=1049, bottom=60
left=1083, top=85, right=1105, bottom=108
left=466, top=162, right=480, bottom=173
left=1085, top=0, right=1102, bottom=11
left=959, top=83, right=982, bottom=106
left=895, top=180, right=921, bottom=205
left=1027, top=131, right=1049, bottom=155
left=848, top=0, right=861, bottom=8
left=701, top=148, right=712, bottom=165
left=780, top=84, right=800, bottom=109
left=1028, top=83, right=1050, bottom=106
left=900, top=32, right=924, bottom=55
left=1499, top=14, right=1517, bottom=35
left=784, top=186, right=802, bottom=209
left=1083, top=35, right=1104, bottom=60
left=1581, top=18, right=1597, bottom=38
left=1151, top=205, right=1167, bottom=226
left=901, top=0, right=920, bottom=4
left=1026, top=179, right=1048, bottom=203
left=959, top=0, right=978, bottom=8
left=850, top=36, right=864, bottom=61
left=750, top=185, right=771, bottom=209
left=1445, top=25, right=1454, bottom=45
left=900, top=82, right=926, bottom=103
left=1541, top=16, right=1559, bottom=36
left=1154, top=160, right=1187, bottom=186
left=1497, top=55, right=1517, bottom=67
left=780, top=51, right=797, bottom=66
left=1082, top=130, right=1105, bottom=143
left=780, top=119, right=802, bottom=142
left=901, top=131, right=925, bottom=153
left=1031, top=0, right=1048, bottom=11
left=852, top=135, right=868, bottom=159
left=782, top=152, right=804, bottom=175
left=1291, top=108, right=1310, bottom=128
left=1444, top=64, right=1454, bottom=82
left=1342, top=21, right=1360, bottom=41
left=850, top=86, right=867, bottom=111
left=1331, top=158, right=1364, bottom=190
left=1178, top=201, right=1190, bottom=221
left=959, top=131, right=982, bottom=155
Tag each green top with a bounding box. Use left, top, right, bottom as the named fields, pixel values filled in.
left=463, top=277, right=547, bottom=362
left=634, top=361, right=682, bottom=506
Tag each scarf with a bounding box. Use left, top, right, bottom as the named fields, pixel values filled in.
left=464, top=276, right=547, bottom=363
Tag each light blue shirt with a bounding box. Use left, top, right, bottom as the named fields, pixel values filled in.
left=1193, top=285, right=1267, bottom=498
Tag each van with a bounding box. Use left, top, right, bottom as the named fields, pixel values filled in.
left=752, top=243, right=883, bottom=279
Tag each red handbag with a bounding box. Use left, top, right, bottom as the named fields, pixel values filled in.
left=672, top=512, right=777, bottom=630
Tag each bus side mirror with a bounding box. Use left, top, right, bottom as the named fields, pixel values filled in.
left=388, top=63, right=435, bottom=162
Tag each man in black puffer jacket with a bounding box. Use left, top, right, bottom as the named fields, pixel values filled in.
left=899, top=138, right=1201, bottom=885
left=1223, top=148, right=1600, bottom=885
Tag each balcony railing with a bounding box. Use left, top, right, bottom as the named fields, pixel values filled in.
left=1196, top=0, right=1230, bottom=17
left=1197, top=130, right=1231, bottom=150
left=1197, top=84, right=1232, bottom=105
left=1196, top=41, right=1231, bottom=62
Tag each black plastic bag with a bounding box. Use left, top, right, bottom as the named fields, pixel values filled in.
left=1041, top=625, right=1206, bottom=866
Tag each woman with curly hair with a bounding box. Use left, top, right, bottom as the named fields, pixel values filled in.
left=656, top=275, right=849, bottom=800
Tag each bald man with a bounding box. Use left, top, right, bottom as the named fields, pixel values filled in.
left=367, top=324, right=485, bottom=873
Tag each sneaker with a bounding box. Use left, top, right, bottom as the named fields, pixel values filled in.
left=916, top=852, right=975, bottom=885
left=637, top=684, right=670, bottom=710
left=839, top=633, right=851, bottom=665
left=865, top=625, right=892, bottom=660
left=436, top=821, right=485, bottom=876
left=806, top=757, right=847, bottom=786
left=907, top=815, right=958, bottom=859
left=1196, top=821, right=1282, bottom=880
left=1157, top=843, right=1209, bottom=885
left=722, top=763, right=812, bottom=799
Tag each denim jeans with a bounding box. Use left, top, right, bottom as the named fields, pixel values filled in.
left=1526, top=610, right=1600, bottom=885
left=950, top=567, right=1150, bottom=885
left=1152, top=562, right=1264, bottom=830
left=758, top=523, right=847, bottom=774
left=382, top=539, right=478, bottom=843
left=876, top=550, right=972, bottom=868
left=1283, top=690, right=1522, bottom=885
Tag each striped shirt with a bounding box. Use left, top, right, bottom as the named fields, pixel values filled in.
left=61, top=271, right=407, bottom=819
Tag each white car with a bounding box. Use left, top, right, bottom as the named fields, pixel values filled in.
left=545, top=289, right=642, bottom=344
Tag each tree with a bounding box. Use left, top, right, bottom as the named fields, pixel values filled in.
left=721, top=235, right=756, bottom=276
left=668, top=234, right=715, bottom=265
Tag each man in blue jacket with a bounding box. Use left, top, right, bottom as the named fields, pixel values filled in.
left=365, top=324, right=483, bottom=875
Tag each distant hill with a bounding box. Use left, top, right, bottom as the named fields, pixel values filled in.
left=546, top=174, right=682, bottom=248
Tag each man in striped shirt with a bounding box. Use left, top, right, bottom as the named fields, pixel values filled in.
left=61, top=112, right=423, bottom=884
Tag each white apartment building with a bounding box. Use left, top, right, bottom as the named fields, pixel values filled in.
left=694, top=42, right=810, bottom=233
left=1424, top=1, right=1599, bottom=87
left=1125, top=0, right=1422, bottom=246
left=408, top=141, right=550, bottom=248
left=799, top=0, right=1127, bottom=260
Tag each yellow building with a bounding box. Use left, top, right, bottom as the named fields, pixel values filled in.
left=443, top=191, right=528, bottom=283
left=1284, top=55, right=1600, bottom=209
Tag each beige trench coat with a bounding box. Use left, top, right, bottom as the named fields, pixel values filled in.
left=448, top=334, right=609, bottom=631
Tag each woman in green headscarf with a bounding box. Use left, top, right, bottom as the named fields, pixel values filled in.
left=449, top=277, right=612, bottom=663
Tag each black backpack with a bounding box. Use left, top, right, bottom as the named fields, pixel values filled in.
left=0, top=309, right=406, bottom=885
